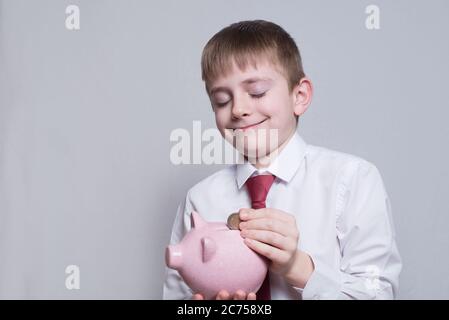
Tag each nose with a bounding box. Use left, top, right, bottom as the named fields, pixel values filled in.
left=166, top=244, right=183, bottom=270
left=231, top=96, right=251, bottom=119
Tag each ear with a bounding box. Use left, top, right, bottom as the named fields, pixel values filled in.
left=292, top=77, right=313, bottom=117
left=201, top=237, right=216, bottom=263
left=190, top=211, right=207, bottom=229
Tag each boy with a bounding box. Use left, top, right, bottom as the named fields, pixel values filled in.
left=163, top=20, right=401, bottom=300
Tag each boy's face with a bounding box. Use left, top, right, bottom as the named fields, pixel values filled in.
left=208, top=58, right=311, bottom=163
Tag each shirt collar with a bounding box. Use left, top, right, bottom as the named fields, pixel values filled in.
left=235, top=131, right=307, bottom=189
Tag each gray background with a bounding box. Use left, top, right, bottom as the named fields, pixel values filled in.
left=0, top=0, right=448, bottom=299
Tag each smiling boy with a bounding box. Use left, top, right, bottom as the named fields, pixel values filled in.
left=163, top=20, right=401, bottom=300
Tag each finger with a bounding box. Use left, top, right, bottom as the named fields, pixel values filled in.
left=233, top=290, right=247, bottom=300
left=240, top=218, right=298, bottom=238
left=216, top=290, right=231, bottom=300
left=247, top=292, right=257, bottom=300
left=239, top=208, right=294, bottom=223
left=241, top=229, right=294, bottom=251
left=192, top=293, right=204, bottom=300
left=244, top=237, right=291, bottom=264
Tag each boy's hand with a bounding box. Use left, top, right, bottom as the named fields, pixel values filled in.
left=192, top=290, right=257, bottom=300
left=238, top=208, right=314, bottom=288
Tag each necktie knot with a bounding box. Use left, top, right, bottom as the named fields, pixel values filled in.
left=246, top=174, right=276, bottom=210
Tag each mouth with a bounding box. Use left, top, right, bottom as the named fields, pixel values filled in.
left=231, top=118, right=268, bottom=132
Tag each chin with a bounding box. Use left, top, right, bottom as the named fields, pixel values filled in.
left=242, top=142, right=278, bottom=160
left=235, top=128, right=276, bottom=152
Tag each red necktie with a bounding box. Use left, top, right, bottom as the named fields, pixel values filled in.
left=245, top=174, right=276, bottom=300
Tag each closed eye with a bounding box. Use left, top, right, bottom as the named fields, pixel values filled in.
left=250, top=92, right=266, bottom=99
left=215, top=101, right=230, bottom=107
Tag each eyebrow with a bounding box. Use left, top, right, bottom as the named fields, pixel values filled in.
left=210, top=77, right=273, bottom=95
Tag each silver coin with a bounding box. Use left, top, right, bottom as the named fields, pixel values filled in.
left=227, top=212, right=241, bottom=230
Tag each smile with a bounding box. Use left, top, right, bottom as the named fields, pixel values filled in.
left=233, top=119, right=267, bottom=132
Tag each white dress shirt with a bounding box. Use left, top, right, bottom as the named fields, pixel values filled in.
left=163, top=132, right=402, bottom=299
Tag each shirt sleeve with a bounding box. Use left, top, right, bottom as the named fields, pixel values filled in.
left=299, top=160, right=402, bottom=300
left=162, top=192, right=195, bottom=300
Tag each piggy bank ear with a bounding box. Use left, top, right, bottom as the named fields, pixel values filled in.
left=190, top=211, right=206, bottom=229
left=201, top=237, right=216, bottom=263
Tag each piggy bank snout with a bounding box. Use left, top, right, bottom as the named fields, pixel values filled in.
left=166, top=244, right=183, bottom=270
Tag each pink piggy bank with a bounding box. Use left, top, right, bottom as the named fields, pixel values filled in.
left=165, top=211, right=268, bottom=299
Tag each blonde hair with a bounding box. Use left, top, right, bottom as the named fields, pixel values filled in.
left=201, top=20, right=306, bottom=94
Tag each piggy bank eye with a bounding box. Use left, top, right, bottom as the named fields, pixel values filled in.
left=201, top=237, right=216, bottom=263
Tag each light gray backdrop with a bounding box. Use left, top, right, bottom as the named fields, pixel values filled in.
left=0, top=0, right=448, bottom=299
